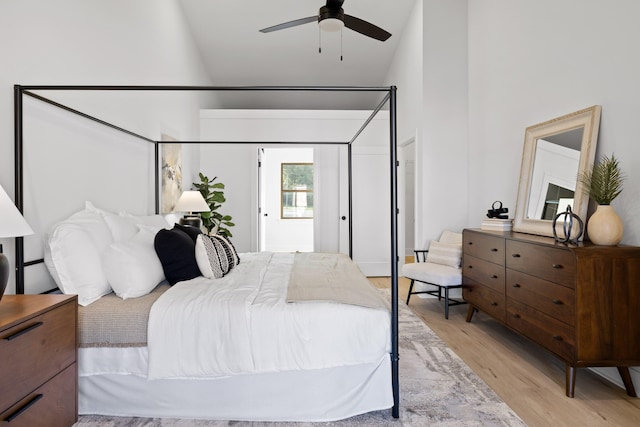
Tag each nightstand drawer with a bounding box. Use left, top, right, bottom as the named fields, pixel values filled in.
left=463, top=230, right=505, bottom=265
left=506, top=240, right=576, bottom=288
left=506, top=269, right=575, bottom=326
left=0, top=364, right=76, bottom=427
left=0, top=300, right=76, bottom=412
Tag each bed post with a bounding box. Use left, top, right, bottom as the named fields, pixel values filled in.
left=389, top=85, right=400, bottom=418
left=13, top=85, right=25, bottom=294
left=155, top=141, right=160, bottom=214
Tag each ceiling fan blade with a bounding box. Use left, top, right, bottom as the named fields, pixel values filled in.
left=343, top=14, right=391, bottom=41
left=259, top=16, right=317, bottom=33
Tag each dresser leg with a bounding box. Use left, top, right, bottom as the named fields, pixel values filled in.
left=617, top=367, right=637, bottom=397
left=566, top=364, right=576, bottom=398
left=465, top=305, right=476, bottom=322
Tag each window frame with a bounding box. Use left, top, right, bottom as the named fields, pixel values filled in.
left=280, top=162, right=314, bottom=219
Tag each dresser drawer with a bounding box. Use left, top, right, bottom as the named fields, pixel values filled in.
left=463, top=230, right=505, bottom=265
left=0, top=363, right=77, bottom=427
left=463, top=279, right=505, bottom=323
left=507, top=299, right=575, bottom=361
left=506, top=240, right=576, bottom=288
left=0, top=301, right=76, bottom=412
left=463, top=254, right=505, bottom=294
left=506, top=269, right=575, bottom=326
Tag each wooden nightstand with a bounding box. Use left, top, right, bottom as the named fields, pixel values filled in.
left=0, top=294, right=77, bottom=426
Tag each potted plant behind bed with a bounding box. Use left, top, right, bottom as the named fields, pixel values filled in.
left=577, top=153, right=625, bottom=246
left=193, top=172, right=235, bottom=238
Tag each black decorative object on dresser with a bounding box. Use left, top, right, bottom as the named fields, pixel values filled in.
left=462, top=228, right=640, bottom=398
left=0, top=294, right=77, bottom=426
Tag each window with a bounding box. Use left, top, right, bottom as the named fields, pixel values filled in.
left=281, top=163, right=313, bottom=219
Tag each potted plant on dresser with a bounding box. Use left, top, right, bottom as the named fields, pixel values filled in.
left=578, top=154, right=625, bottom=245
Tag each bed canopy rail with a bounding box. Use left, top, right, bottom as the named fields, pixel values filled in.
left=13, top=84, right=399, bottom=418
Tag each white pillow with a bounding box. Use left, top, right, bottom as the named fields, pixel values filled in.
left=44, top=207, right=113, bottom=306
left=426, top=240, right=462, bottom=268
left=102, top=227, right=165, bottom=299
left=123, top=212, right=170, bottom=231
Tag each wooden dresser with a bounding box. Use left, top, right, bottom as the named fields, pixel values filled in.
left=462, top=228, right=640, bottom=397
left=0, top=294, right=77, bottom=426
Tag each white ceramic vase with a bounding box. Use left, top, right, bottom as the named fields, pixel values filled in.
left=587, top=205, right=624, bottom=246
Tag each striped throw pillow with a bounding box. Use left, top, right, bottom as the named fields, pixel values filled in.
left=425, top=240, right=462, bottom=268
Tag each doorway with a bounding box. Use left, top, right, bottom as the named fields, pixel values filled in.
left=259, top=148, right=314, bottom=252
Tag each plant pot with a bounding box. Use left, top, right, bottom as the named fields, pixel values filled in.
left=587, top=205, right=624, bottom=246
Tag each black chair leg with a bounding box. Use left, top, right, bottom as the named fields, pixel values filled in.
left=445, top=287, right=450, bottom=319
left=406, top=280, right=415, bottom=305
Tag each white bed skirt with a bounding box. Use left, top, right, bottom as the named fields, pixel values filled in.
left=79, top=351, right=393, bottom=422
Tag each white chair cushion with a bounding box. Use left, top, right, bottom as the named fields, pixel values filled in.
left=402, top=261, right=461, bottom=287
left=439, top=230, right=462, bottom=245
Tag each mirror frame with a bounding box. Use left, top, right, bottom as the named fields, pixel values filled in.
left=513, top=105, right=601, bottom=237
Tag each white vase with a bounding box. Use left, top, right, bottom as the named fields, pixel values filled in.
left=587, top=205, right=624, bottom=246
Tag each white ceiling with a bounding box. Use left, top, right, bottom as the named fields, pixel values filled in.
left=178, top=0, right=416, bottom=109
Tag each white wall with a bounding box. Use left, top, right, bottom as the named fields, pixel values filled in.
left=384, top=0, right=468, bottom=251
left=468, top=0, right=640, bottom=245
left=468, top=0, right=640, bottom=394
left=0, top=0, right=212, bottom=294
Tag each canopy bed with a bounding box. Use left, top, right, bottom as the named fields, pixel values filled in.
left=12, top=85, right=400, bottom=421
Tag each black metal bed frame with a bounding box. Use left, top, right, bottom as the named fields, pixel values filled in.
left=13, top=84, right=400, bottom=418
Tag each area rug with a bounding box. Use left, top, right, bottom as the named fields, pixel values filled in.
left=74, top=290, right=526, bottom=426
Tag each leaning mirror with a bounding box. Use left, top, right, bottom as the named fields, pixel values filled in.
left=513, top=106, right=601, bottom=238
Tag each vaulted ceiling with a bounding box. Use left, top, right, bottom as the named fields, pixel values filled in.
left=178, top=0, right=416, bottom=109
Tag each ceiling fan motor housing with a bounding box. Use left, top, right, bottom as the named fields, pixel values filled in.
left=319, top=5, right=345, bottom=22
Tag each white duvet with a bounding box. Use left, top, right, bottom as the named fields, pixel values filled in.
left=147, top=252, right=391, bottom=380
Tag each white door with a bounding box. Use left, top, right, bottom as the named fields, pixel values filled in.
left=259, top=148, right=314, bottom=252
left=341, top=145, right=391, bottom=276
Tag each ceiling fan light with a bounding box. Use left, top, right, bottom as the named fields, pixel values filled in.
left=319, top=17, right=344, bottom=32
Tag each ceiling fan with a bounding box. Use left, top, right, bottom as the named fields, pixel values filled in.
left=259, top=0, right=392, bottom=42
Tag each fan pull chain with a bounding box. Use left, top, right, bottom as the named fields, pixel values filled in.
left=340, top=28, right=343, bottom=61
left=318, top=26, right=322, bottom=54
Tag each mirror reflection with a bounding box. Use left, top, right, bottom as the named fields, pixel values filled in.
left=527, top=127, right=583, bottom=220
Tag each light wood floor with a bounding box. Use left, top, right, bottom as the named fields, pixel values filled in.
left=370, top=276, right=640, bottom=427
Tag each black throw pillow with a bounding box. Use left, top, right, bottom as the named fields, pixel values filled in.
left=173, top=222, right=202, bottom=243
left=154, top=228, right=201, bottom=285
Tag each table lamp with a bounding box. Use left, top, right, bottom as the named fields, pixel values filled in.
left=0, top=184, right=33, bottom=301
left=174, top=190, right=210, bottom=229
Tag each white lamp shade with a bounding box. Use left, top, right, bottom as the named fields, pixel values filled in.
left=0, top=184, right=33, bottom=238
left=320, top=18, right=344, bottom=32
left=174, top=191, right=210, bottom=213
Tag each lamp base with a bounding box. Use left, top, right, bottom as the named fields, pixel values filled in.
left=0, top=251, right=9, bottom=302
left=179, top=215, right=202, bottom=229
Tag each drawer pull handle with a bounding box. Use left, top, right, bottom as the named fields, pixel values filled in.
left=512, top=313, right=521, bottom=319
left=552, top=264, right=563, bottom=269
left=490, top=248, right=498, bottom=252
left=468, top=242, right=473, bottom=245
left=552, top=299, right=563, bottom=305
left=552, top=335, right=564, bottom=342
left=468, top=265, right=473, bottom=269
left=511, top=253, right=521, bottom=258
left=4, top=394, right=43, bottom=423
left=3, top=322, right=43, bottom=341
left=491, top=275, right=498, bottom=279
left=512, top=283, right=521, bottom=288
left=491, top=302, right=498, bottom=306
